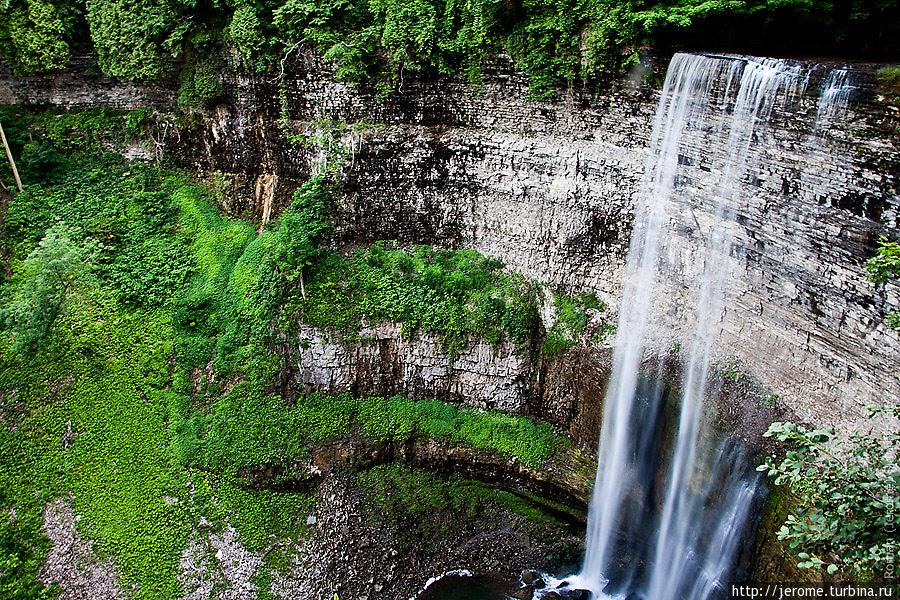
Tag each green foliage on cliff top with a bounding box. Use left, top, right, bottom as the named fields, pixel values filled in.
left=2, top=0, right=897, bottom=95
left=84, top=0, right=190, bottom=82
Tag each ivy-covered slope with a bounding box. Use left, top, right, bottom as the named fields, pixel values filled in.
left=0, top=110, right=597, bottom=598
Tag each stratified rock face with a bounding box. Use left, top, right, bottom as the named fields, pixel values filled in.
left=289, top=322, right=531, bottom=412
left=0, top=56, right=176, bottom=108
left=2, top=54, right=897, bottom=438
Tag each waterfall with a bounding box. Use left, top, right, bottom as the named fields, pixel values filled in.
left=567, top=53, right=829, bottom=600
left=815, top=68, right=854, bottom=132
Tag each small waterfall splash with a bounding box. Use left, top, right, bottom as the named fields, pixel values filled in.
left=815, top=68, right=854, bottom=132
left=568, top=53, right=820, bottom=600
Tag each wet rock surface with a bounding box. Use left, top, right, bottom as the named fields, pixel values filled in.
left=176, top=471, right=582, bottom=600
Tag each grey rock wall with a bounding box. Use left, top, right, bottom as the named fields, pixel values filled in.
left=288, top=322, right=531, bottom=413
left=0, top=56, right=175, bottom=108
left=2, top=53, right=897, bottom=438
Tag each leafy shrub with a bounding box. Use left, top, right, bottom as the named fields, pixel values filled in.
left=0, top=0, right=72, bottom=75
left=542, top=291, right=607, bottom=356
left=866, top=236, right=900, bottom=331
left=0, top=224, right=100, bottom=354
left=229, top=4, right=267, bottom=65
left=271, top=178, right=333, bottom=293
left=178, top=63, right=225, bottom=109
left=21, top=141, right=66, bottom=185
left=85, top=0, right=185, bottom=81
left=758, top=405, right=900, bottom=578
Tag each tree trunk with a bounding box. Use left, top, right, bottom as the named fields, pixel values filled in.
left=0, top=121, right=22, bottom=192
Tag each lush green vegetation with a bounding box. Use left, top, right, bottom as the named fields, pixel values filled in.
left=296, top=242, right=541, bottom=355
left=0, top=114, right=577, bottom=597
left=866, top=236, right=900, bottom=332
left=2, top=0, right=897, bottom=96
left=0, top=0, right=79, bottom=75
left=758, top=406, right=899, bottom=578
left=194, top=388, right=559, bottom=471
left=0, top=106, right=153, bottom=188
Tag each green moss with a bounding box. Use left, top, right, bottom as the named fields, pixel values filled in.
left=355, top=464, right=574, bottom=542
left=209, top=476, right=314, bottom=551
left=193, top=390, right=561, bottom=471
left=178, top=64, right=225, bottom=110
left=356, top=464, right=481, bottom=516
left=752, top=484, right=820, bottom=583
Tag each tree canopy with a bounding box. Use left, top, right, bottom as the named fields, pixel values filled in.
left=0, top=223, right=99, bottom=354
left=1, top=0, right=898, bottom=94
left=0, top=0, right=73, bottom=75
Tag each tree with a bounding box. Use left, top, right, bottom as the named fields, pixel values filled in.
left=271, top=178, right=331, bottom=300
left=1, top=224, right=99, bottom=354
left=0, top=0, right=71, bottom=75
left=228, top=4, right=266, bottom=65
left=85, top=0, right=190, bottom=81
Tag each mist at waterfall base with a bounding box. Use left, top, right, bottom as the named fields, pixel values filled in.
left=547, top=53, right=855, bottom=600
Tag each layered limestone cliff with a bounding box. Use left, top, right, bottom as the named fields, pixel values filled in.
left=285, top=322, right=531, bottom=413
left=2, top=52, right=897, bottom=440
